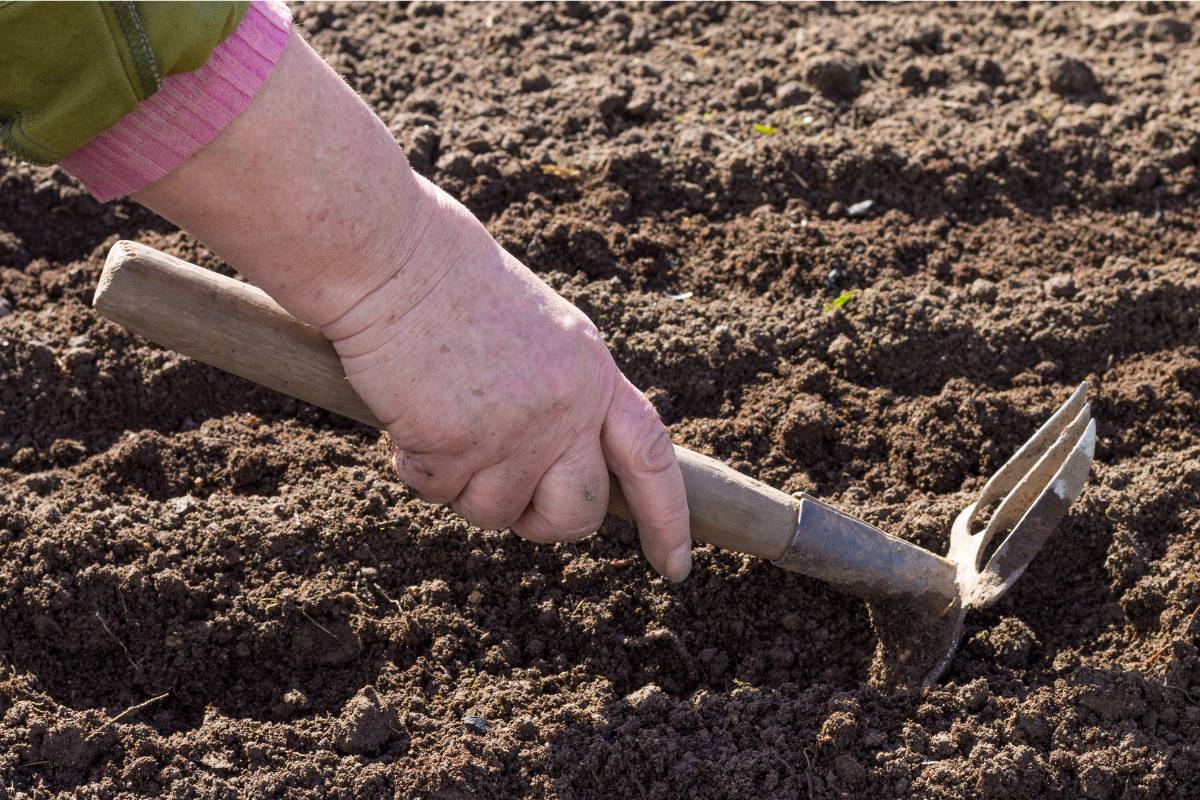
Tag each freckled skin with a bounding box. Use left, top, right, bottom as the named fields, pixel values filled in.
left=133, top=27, right=692, bottom=581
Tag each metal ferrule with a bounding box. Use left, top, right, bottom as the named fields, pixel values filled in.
left=773, top=494, right=959, bottom=613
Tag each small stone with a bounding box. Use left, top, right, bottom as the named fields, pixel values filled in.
left=1045, top=273, right=1077, bottom=299
left=1044, top=55, right=1099, bottom=97
left=969, top=278, right=998, bottom=302
left=169, top=495, right=197, bottom=516
left=467, top=589, right=483, bottom=604
left=847, top=199, right=875, bottom=217
left=463, top=715, right=489, bottom=734
left=520, top=68, right=552, bottom=93
left=807, top=55, right=862, bottom=100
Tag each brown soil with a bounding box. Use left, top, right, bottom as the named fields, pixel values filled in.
left=3, top=2, right=1199, bottom=798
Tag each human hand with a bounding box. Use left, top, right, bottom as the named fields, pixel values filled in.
left=130, top=27, right=691, bottom=581
left=318, top=177, right=693, bottom=581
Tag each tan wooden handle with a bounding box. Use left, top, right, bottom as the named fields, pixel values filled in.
left=94, top=241, right=800, bottom=560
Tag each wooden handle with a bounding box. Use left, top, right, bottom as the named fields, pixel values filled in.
left=94, top=241, right=800, bottom=560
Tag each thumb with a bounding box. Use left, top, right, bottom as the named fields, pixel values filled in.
left=601, top=375, right=692, bottom=581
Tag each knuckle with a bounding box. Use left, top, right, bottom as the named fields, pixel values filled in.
left=553, top=317, right=614, bottom=396
left=396, top=457, right=440, bottom=492
left=575, top=318, right=608, bottom=355
left=628, top=411, right=675, bottom=476
left=396, top=451, right=435, bottom=482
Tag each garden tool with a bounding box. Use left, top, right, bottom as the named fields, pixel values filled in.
left=93, top=241, right=1097, bottom=688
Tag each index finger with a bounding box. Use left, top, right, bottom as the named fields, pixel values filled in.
left=600, top=376, right=692, bottom=581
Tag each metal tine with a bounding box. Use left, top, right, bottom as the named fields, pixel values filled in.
left=972, top=402, right=1092, bottom=561
left=972, top=382, right=1090, bottom=516
left=973, top=416, right=1097, bottom=605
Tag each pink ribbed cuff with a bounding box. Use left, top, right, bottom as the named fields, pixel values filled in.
left=61, top=0, right=292, bottom=201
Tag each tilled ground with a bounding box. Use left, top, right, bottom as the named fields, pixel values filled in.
left=2, top=2, right=1199, bottom=798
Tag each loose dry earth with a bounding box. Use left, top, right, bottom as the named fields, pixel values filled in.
left=2, top=2, right=1199, bottom=798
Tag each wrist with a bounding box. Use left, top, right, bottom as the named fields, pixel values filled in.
left=315, top=174, right=500, bottom=344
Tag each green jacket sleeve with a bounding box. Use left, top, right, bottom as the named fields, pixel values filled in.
left=0, top=1, right=249, bottom=165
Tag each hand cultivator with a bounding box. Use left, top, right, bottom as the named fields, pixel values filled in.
left=94, top=240, right=1096, bottom=688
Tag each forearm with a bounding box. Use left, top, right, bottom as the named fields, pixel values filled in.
left=132, top=24, right=692, bottom=581
left=133, top=27, right=448, bottom=330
